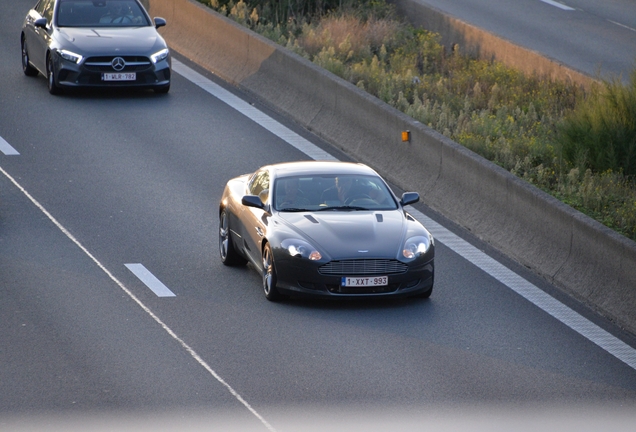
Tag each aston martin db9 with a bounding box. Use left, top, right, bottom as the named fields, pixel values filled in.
left=21, top=0, right=171, bottom=94
left=219, top=161, right=435, bottom=301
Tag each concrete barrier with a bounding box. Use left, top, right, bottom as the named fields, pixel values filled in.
left=147, top=0, right=636, bottom=335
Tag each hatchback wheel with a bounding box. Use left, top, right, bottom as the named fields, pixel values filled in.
left=47, top=56, right=62, bottom=95
left=21, top=38, right=38, bottom=77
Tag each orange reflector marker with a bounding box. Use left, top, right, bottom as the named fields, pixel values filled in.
left=402, top=130, right=410, bottom=142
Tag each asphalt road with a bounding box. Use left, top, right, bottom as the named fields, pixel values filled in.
left=413, top=0, right=636, bottom=81
left=1, top=1, right=636, bottom=430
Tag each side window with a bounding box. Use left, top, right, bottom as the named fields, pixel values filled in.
left=37, top=0, right=54, bottom=22
left=34, top=0, right=46, bottom=14
left=248, top=170, right=270, bottom=201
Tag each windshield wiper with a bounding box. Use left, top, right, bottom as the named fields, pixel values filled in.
left=315, top=205, right=368, bottom=211
left=279, top=207, right=310, bottom=212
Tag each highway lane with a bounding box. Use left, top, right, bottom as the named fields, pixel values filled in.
left=2, top=0, right=636, bottom=428
left=411, top=0, right=636, bottom=81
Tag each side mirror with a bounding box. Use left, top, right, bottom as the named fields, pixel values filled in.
left=400, top=192, right=420, bottom=206
left=154, top=17, right=166, bottom=28
left=242, top=195, right=265, bottom=210
left=34, top=17, right=48, bottom=28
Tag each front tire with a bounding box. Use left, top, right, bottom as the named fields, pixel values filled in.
left=219, top=210, right=246, bottom=266
left=262, top=243, right=284, bottom=301
left=21, top=38, right=38, bottom=77
left=47, top=55, right=62, bottom=95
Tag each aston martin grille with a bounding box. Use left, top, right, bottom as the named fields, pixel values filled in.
left=318, top=259, right=408, bottom=276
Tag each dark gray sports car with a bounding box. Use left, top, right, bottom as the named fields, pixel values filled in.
left=21, top=0, right=171, bottom=94
left=219, top=161, right=435, bottom=301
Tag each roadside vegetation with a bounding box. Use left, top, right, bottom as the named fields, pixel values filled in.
left=199, top=0, right=636, bottom=241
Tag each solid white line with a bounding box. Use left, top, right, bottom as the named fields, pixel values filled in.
left=409, top=209, right=636, bottom=370
left=608, top=19, right=636, bottom=33
left=539, top=0, right=575, bottom=11
left=125, top=263, right=176, bottom=297
left=172, top=59, right=636, bottom=371
left=0, top=166, right=277, bottom=432
left=172, top=60, right=337, bottom=162
left=0, top=136, right=20, bottom=155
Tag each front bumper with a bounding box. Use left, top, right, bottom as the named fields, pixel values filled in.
left=274, top=255, right=435, bottom=298
left=53, top=53, right=171, bottom=89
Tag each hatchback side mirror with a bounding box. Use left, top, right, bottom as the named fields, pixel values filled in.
left=154, top=17, right=166, bottom=28
left=34, top=17, right=48, bottom=28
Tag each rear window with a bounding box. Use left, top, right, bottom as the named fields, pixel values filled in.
left=57, top=0, right=150, bottom=27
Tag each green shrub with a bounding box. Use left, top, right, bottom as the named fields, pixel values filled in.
left=199, top=0, right=636, bottom=241
left=559, top=71, right=636, bottom=176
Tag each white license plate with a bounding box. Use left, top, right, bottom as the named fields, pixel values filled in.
left=102, top=72, right=136, bottom=81
left=341, top=276, right=388, bottom=287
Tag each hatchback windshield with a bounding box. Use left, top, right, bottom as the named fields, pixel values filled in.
left=57, top=0, right=150, bottom=27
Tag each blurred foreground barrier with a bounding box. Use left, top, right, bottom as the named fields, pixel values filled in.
left=148, top=0, right=636, bottom=335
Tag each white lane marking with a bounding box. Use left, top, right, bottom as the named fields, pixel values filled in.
left=608, top=19, right=636, bottom=32
left=125, top=263, right=176, bottom=297
left=410, top=209, right=636, bottom=370
left=0, top=136, right=20, bottom=155
left=173, top=59, right=636, bottom=370
left=0, top=167, right=277, bottom=432
left=540, top=0, right=575, bottom=11
left=172, top=60, right=337, bottom=162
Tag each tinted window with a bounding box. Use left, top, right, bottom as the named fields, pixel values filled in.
left=248, top=170, right=270, bottom=198
left=36, top=0, right=54, bottom=22
left=57, top=0, right=150, bottom=27
left=274, top=174, right=397, bottom=211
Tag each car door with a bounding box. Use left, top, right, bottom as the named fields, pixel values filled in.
left=240, top=170, right=271, bottom=267
left=27, top=0, right=55, bottom=72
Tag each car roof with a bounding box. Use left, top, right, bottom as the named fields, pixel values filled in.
left=266, top=161, right=379, bottom=178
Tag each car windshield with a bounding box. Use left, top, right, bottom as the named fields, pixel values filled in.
left=56, top=0, right=150, bottom=27
left=273, top=174, right=398, bottom=212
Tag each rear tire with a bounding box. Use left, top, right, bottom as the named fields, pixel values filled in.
left=262, top=243, right=284, bottom=301
left=21, top=38, right=38, bottom=77
left=219, top=210, right=247, bottom=266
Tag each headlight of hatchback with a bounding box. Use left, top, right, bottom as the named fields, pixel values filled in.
left=58, top=49, right=83, bottom=64
left=281, top=239, right=322, bottom=261
left=401, top=235, right=432, bottom=260
left=150, top=48, right=169, bottom=64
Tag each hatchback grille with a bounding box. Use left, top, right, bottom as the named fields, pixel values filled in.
left=319, top=259, right=408, bottom=276
left=83, top=56, right=151, bottom=72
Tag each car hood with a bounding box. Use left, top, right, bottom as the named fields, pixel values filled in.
left=278, top=210, right=406, bottom=260
left=57, top=27, right=164, bottom=55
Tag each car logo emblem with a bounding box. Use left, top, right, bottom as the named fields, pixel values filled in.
left=111, top=57, right=126, bottom=71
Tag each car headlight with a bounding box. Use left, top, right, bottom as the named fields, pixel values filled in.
left=281, top=239, right=322, bottom=261
left=401, top=235, right=432, bottom=260
left=58, top=49, right=83, bottom=64
left=150, top=48, right=169, bottom=64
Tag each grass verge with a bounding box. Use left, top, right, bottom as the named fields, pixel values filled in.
left=199, top=0, right=636, bottom=241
